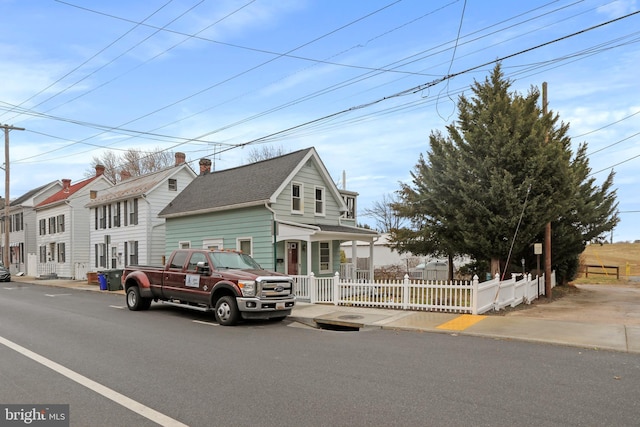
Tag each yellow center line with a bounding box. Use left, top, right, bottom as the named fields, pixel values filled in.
left=436, top=314, right=486, bottom=331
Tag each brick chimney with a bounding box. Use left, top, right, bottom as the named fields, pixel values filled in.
left=120, top=170, right=132, bottom=181
left=199, top=158, right=212, bottom=175
left=95, top=164, right=105, bottom=176
left=62, top=179, right=71, bottom=193
left=175, top=152, right=186, bottom=166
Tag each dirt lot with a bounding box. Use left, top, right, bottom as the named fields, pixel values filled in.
left=504, top=284, right=640, bottom=325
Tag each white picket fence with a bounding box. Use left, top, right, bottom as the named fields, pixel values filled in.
left=292, top=271, right=556, bottom=315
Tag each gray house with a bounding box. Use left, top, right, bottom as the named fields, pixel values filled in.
left=158, top=147, right=378, bottom=277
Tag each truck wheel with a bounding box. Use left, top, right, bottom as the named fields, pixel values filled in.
left=215, top=296, right=239, bottom=326
left=126, top=286, right=151, bottom=311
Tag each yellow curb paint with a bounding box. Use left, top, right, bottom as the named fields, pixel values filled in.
left=436, top=314, right=486, bottom=331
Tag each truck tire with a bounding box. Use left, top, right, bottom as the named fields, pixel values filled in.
left=126, top=286, right=151, bottom=311
left=214, top=296, right=239, bottom=326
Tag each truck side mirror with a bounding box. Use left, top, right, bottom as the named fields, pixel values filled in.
left=196, top=261, right=210, bottom=274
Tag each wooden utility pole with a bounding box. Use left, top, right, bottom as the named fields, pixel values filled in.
left=1, top=124, right=25, bottom=267
left=542, top=83, right=552, bottom=298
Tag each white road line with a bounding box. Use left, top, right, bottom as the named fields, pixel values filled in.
left=109, top=305, right=126, bottom=309
left=192, top=320, right=219, bottom=326
left=0, top=335, right=188, bottom=427
left=45, top=294, right=73, bottom=297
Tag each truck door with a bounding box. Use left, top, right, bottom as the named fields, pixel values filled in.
left=163, top=250, right=188, bottom=300
left=182, top=252, right=211, bottom=304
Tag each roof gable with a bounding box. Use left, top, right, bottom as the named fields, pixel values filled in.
left=36, top=175, right=109, bottom=208
left=86, top=163, right=196, bottom=207
left=11, top=181, right=62, bottom=207
left=159, top=148, right=313, bottom=217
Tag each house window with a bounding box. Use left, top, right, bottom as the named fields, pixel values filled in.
left=168, top=178, right=177, bottom=191
left=319, top=241, right=331, bottom=273
left=291, top=182, right=303, bottom=213
left=179, top=241, right=191, bottom=249
left=39, top=246, right=47, bottom=263
left=343, top=195, right=356, bottom=219
left=48, top=243, right=55, bottom=262
left=99, top=206, right=107, bottom=229
left=129, top=198, right=139, bottom=225
left=128, top=241, right=139, bottom=265
left=237, top=238, right=252, bottom=256
left=57, top=243, right=65, bottom=263
left=111, top=246, right=118, bottom=269
left=57, top=215, right=65, bottom=232
left=97, top=243, right=106, bottom=268
left=314, top=186, right=325, bottom=216
left=48, top=217, right=57, bottom=234
left=113, top=202, right=121, bottom=227
left=39, top=219, right=46, bottom=235
left=203, top=238, right=223, bottom=250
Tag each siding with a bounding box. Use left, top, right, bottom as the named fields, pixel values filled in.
left=165, top=206, right=276, bottom=269
left=272, top=158, right=344, bottom=225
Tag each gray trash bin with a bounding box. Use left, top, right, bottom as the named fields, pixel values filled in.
left=104, top=269, right=124, bottom=291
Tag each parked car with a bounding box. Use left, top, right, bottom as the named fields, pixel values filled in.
left=0, top=264, right=11, bottom=282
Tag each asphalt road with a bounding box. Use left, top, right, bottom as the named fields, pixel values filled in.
left=2, top=282, right=640, bottom=427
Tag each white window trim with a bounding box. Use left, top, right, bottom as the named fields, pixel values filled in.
left=236, top=237, right=253, bottom=255
left=319, top=241, right=332, bottom=274
left=291, top=181, right=303, bottom=214
left=179, top=241, right=191, bottom=249
left=203, top=238, right=223, bottom=250
left=314, top=185, right=325, bottom=216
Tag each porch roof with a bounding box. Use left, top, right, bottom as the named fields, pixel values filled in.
left=277, top=222, right=379, bottom=243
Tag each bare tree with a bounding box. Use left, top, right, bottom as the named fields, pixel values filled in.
left=245, top=145, right=289, bottom=163
left=86, top=151, right=119, bottom=183
left=361, top=193, right=406, bottom=233
left=87, top=147, right=176, bottom=183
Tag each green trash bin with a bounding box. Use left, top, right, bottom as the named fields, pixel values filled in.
left=104, top=269, right=124, bottom=291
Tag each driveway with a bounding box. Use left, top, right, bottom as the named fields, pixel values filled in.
left=505, top=284, right=640, bottom=325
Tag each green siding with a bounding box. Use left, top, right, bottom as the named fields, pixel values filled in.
left=272, top=158, right=344, bottom=225
left=165, top=206, right=278, bottom=270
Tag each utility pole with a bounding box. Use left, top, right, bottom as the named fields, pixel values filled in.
left=542, top=83, right=552, bottom=298
left=1, top=124, right=25, bottom=267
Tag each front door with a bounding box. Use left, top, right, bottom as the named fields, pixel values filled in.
left=287, top=242, right=299, bottom=275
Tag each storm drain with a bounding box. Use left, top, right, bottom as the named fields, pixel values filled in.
left=314, top=314, right=364, bottom=331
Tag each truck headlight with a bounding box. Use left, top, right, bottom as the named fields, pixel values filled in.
left=239, top=280, right=256, bottom=297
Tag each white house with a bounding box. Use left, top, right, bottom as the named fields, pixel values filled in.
left=85, top=152, right=197, bottom=271
left=34, top=165, right=113, bottom=279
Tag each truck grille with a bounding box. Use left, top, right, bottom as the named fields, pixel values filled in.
left=258, top=278, right=294, bottom=299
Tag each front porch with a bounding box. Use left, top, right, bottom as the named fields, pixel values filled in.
left=275, top=221, right=379, bottom=279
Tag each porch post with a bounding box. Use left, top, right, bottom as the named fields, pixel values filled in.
left=369, top=240, right=374, bottom=281
left=306, top=238, right=312, bottom=276
left=351, top=241, right=357, bottom=280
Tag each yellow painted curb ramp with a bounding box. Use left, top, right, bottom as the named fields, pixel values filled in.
left=436, top=314, right=486, bottom=331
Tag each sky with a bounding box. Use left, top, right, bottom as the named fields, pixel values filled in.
left=1, top=0, right=639, bottom=242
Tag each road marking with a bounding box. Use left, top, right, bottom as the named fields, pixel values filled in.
left=0, top=335, right=188, bottom=427
left=45, top=293, right=73, bottom=297
left=192, top=320, right=219, bottom=326
left=110, top=305, right=126, bottom=309
left=436, top=314, right=486, bottom=331
left=3, top=287, right=18, bottom=290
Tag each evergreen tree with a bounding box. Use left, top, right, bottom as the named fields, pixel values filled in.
left=392, top=63, right=618, bottom=282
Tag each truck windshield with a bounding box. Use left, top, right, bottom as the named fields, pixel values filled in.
left=208, top=252, right=262, bottom=270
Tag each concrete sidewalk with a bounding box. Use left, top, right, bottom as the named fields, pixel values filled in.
left=11, top=276, right=640, bottom=354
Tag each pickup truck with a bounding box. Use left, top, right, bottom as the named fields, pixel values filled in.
left=122, top=249, right=296, bottom=326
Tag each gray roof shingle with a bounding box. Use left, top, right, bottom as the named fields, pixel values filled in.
left=159, top=148, right=312, bottom=217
